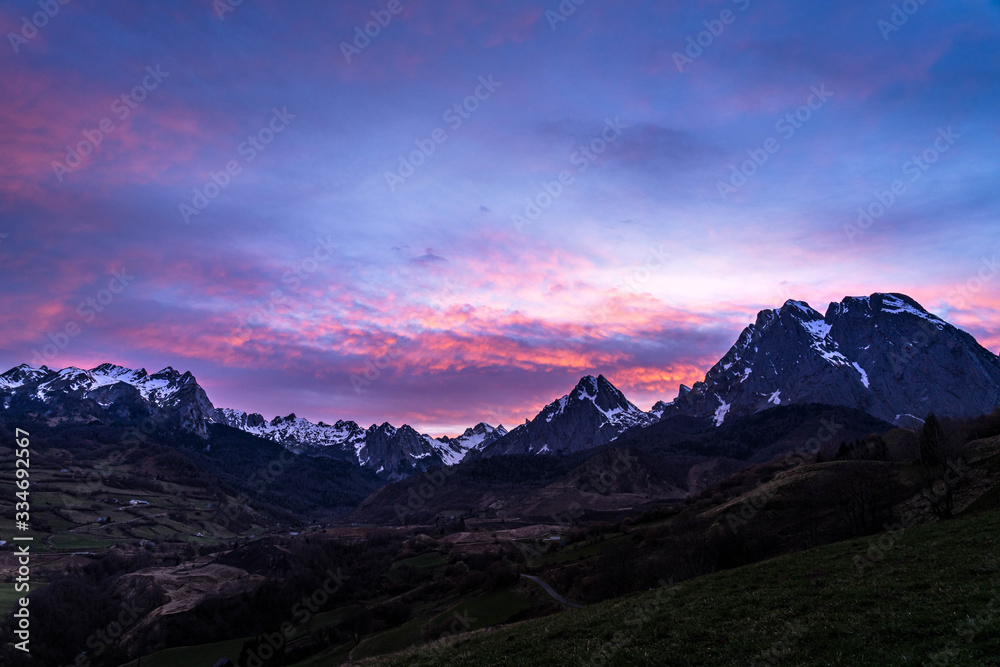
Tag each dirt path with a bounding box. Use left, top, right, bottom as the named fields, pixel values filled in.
left=521, top=574, right=583, bottom=608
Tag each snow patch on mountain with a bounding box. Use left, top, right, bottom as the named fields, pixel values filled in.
left=852, top=362, right=870, bottom=388
left=713, top=398, right=731, bottom=426
left=880, top=294, right=946, bottom=328
left=3, top=363, right=199, bottom=409
left=215, top=407, right=505, bottom=475
left=656, top=292, right=1000, bottom=427
left=795, top=310, right=869, bottom=388
left=0, top=364, right=48, bottom=389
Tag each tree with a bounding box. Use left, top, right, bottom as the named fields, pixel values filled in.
left=917, top=413, right=958, bottom=519
left=830, top=459, right=894, bottom=536
left=238, top=637, right=280, bottom=667
left=338, top=607, right=373, bottom=647
left=919, top=413, right=946, bottom=467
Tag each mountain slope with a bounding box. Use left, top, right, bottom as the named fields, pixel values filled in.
left=213, top=409, right=507, bottom=480
left=0, top=363, right=217, bottom=436
left=477, top=375, right=653, bottom=457
left=659, top=293, right=1000, bottom=426
left=614, top=403, right=894, bottom=463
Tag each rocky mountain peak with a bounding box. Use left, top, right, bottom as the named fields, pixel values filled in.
left=477, top=375, right=652, bottom=457
left=659, top=292, right=1000, bottom=426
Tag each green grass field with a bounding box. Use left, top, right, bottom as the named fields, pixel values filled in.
left=352, top=614, right=430, bottom=660
left=47, top=533, right=119, bottom=550
left=383, top=552, right=448, bottom=583
left=0, top=583, right=25, bottom=618
left=288, top=641, right=355, bottom=666
left=530, top=532, right=632, bottom=566
left=122, top=604, right=364, bottom=667
left=351, top=586, right=537, bottom=661
left=366, top=509, right=1000, bottom=666
left=119, top=636, right=246, bottom=667
left=426, top=588, right=535, bottom=632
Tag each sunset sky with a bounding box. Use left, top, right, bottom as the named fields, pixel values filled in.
left=2, top=0, right=998, bottom=435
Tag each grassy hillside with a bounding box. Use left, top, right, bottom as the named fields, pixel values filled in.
left=366, top=508, right=1000, bottom=666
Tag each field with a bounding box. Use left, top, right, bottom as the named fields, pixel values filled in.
left=366, top=508, right=1000, bottom=666
left=0, top=445, right=265, bottom=557
left=123, top=584, right=539, bottom=666
left=383, top=552, right=449, bottom=583
left=0, top=583, right=27, bottom=618
left=118, top=637, right=247, bottom=667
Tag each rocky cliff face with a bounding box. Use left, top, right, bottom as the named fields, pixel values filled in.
left=0, top=363, right=216, bottom=437
left=658, top=293, right=1000, bottom=426
left=213, top=408, right=505, bottom=480
left=478, top=375, right=653, bottom=457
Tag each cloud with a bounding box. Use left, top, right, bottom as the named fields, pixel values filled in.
left=412, top=248, right=449, bottom=264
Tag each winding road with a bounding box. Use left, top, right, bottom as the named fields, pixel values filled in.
left=521, top=574, right=583, bottom=608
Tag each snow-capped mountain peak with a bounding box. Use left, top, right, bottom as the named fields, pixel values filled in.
left=0, top=362, right=217, bottom=436
left=0, top=364, right=50, bottom=390
left=212, top=406, right=506, bottom=479
left=478, top=375, right=653, bottom=457
left=658, top=292, right=1000, bottom=426
left=438, top=422, right=508, bottom=451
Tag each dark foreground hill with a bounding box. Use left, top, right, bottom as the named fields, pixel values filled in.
left=366, top=507, right=1000, bottom=666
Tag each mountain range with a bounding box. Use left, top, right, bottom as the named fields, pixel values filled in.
left=656, top=293, right=1000, bottom=428
left=3, top=292, right=999, bottom=479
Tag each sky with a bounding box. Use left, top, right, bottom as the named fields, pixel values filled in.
left=1, top=0, right=999, bottom=435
